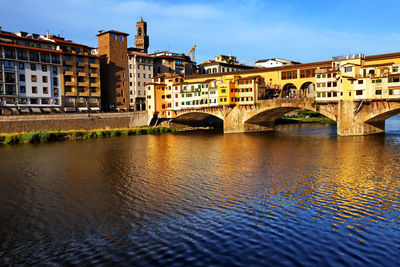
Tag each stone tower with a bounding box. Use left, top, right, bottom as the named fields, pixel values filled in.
left=135, top=17, right=149, bottom=53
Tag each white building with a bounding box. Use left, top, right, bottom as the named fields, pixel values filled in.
left=128, top=51, right=153, bottom=111
left=0, top=31, right=62, bottom=114
left=255, top=58, right=300, bottom=68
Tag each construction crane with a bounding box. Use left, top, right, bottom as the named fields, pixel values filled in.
left=240, top=58, right=256, bottom=65
left=187, top=45, right=196, bottom=62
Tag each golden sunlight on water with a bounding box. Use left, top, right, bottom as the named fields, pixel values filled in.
left=0, top=122, right=399, bottom=265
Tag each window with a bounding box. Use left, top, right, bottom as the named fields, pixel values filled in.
left=42, top=76, right=48, bottom=83
left=89, top=58, right=95, bottom=64
left=31, top=75, right=37, bottom=82
left=113, top=34, right=116, bottom=40
left=281, top=70, right=297, bottom=80
left=54, top=88, right=59, bottom=96
left=138, top=73, right=140, bottom=78
left=120, top=35, right=123, bottom=42
left=375, top=90, right=382, bottom=95
left=344, top=66, right=352, bottom=73
left=358, top=80, right=363, bottom=84
left=356, top=90, right=363, bottom=96
left=32, top=86, right=37, bottom=93
left=53, top=66, right=57, bottom=75
left=31, top=64, right=36, bottom=71
left=19, top=63, right=24, bottom=70
left=41, top=99, right=49, bottom=104
left=4, top=60, right=15, bottom=71
left=20, top=86, right=26, bottom=94
left=42, top=65, right=47, bottom=72
left=76, top=57, right=83, bottom=63
left=19, top=74, right=25, bottom=82
left=129, top=64, right=132, bottom=69
left=43, top=87, right=48, bottom=94
left=143, top=74, right=146, bottom=78
left=53, top=77, right=58, bottom=86
left=30, top=98, right=38, bottom=104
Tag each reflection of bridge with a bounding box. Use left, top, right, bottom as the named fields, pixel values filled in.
left=173, top=98, right=400, bottom=135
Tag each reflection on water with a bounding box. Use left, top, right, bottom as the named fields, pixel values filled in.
left=0, top=119, right=400, bottom=265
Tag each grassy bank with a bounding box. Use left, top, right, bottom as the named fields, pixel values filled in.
left=0, top=126, right=176, bottom=145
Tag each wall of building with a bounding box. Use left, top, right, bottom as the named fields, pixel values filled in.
left=0, top=111, right=147, bottom=133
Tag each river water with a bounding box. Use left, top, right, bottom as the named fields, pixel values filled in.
left=1, top=118, right=400, bottom=266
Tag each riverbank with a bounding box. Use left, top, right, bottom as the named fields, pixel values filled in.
left=0, top=126, right=177, bottom=145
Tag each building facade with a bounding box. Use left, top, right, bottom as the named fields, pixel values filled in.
left=199, top=55, right=254, bottom=75
left=97, top=30, right=130, bottom=111
left=0, top=30, right=63, bottom=114
left=51, top=36, right=101, bottom=112
left=128, top=51, right=153, bottom=111
left=152, top=51, right=196, bottom=77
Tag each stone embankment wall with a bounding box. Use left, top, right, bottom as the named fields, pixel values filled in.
left=0, top=112, right=148, bottom=133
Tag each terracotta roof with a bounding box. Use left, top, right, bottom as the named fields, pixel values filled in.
left=128, top=52, right=153, bottom=58
left=363, top=62, right=394, bottom=68
left=51, top=38, right=94, bottom=49
left=97, top=30, right=129, bottom=36
left=0, top=41, right=62, bottom=54
left=0, top=32, right=55, bottom=44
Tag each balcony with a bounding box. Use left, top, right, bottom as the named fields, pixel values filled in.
left=65, top=81, right=75, bottom=86
left=64, top=60, right=74, bottom=65
left=90, top=81, right=100, bottom=88
left=90, top=72, right=98, bottom=78
left=78, top=72, right=86, bottom=77
left=78, top=82, right=89, bottom=87
left=76, top=61, right=86, bottom=67
left=89, top=63, right=98, bottom=68
left=64, top=71, right=73, bottom=76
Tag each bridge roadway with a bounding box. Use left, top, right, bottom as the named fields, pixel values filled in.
left=172, top=98, right=400, bottom=136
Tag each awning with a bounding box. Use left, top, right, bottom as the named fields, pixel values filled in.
left=64, top=107, right=76, bottom=112
left=90, top=107, right=100, bottom=111
left=31, top=108, right=41, bottom=113
left=19, top=108, right=30, bottom=113
left=78, top=107, right=88, bottom=111
left=53, top=108, right=61, bottom=113
left=11, top=108, right=18, bottom=114
left=42, top=108, right=52, bottom=113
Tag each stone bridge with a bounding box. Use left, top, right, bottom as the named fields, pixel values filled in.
left=172, top=98, right=400, bottom=136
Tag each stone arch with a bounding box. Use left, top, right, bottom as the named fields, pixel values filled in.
left=300, top=82, right=316, bottom=98
left=244, top=100, right=337, bottom=125
left=172, top=111, right=224, bottom=128
left=363, top=104, right=400, bottom=124
left=280, top=83, right=297, bottom=98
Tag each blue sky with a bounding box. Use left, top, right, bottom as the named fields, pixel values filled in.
left=2, top=0, right=400, bottom=64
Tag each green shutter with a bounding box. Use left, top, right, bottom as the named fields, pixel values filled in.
left=388, top=77, right=393, bottom=83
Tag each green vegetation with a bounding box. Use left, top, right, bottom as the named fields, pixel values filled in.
left=279, top=109, right=336, bottom=124
left=0, top=126, right=176, bottom=145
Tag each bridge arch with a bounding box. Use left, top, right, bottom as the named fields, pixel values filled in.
left=172, top=111, right=225, bottom=128
left=280, top=83, right=297, bottom=98
left=243, top=99, right=337, bottom=126
left=362, top=102, right=400, bottom=124
left=300, top=82, right=316, bottom=98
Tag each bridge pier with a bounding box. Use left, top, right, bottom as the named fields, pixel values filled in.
left=337, top=100, right=385, bottom=136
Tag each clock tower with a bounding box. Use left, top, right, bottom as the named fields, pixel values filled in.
left=135, top=17, right=149, bottom=53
